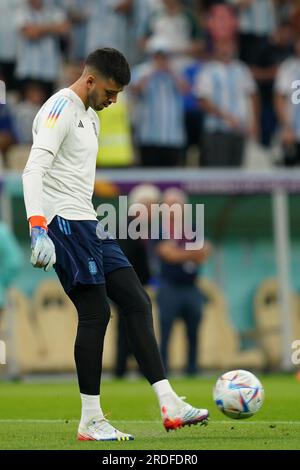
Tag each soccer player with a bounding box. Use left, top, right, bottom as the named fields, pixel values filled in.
left=22, top=48, right=209, bottom=442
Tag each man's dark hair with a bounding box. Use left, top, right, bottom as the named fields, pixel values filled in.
left=85, top=48, right=131, bottom=86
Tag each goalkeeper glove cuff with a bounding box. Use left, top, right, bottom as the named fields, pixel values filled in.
left=29, top=215, right=48, bottom=231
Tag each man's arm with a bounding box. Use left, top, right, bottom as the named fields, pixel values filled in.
left=274, top=63, right=297, bottom=146
left=274, top=93, right=290, bottom=129
left=248, top=93, right=260, bottom=140
left=156, top=240, right=212, bottom=265
left=199, top=97, right=244, bottom=132
left=22, top=148, right=54, bottom=222
left=18, top=6, right=70, bottom=40
left=274, top=93, right=296, bottom=146
left=20, top=19, right=70, bottom=40
left=22, top=96, right=72, bottom=270
left=22, top=148, right=56, bottom=271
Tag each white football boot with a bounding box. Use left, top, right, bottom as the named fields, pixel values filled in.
left=161, top=397, right=209, bottom=432
left=77, top=417, right=134, bottom=441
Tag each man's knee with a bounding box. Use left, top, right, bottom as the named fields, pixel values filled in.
left=79, top=301, right=111, bottom=329
left=68, top=284, right=111, bottom=329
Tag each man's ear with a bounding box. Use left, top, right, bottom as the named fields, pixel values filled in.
left=86, top=74, right=96, bottom=87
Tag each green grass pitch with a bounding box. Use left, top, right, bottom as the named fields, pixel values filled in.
left=0, top=374, right=299, bottom=450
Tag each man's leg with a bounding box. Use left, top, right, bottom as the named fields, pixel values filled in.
left=105, top=267, right=209, bottom=431
left=115, top=307, right=132, bottom=378
left=67, top=283, right=133, bottom=441
left=181, top=287, right=202, bottom=375
left=105, top=267, right=166, bottom=384
left=68, top=284, right=110, bottom=396
left=157, top=283, right=179, bottom=374
left=229, top=134, right=245, bottom=167
left=48, top=217, right=134, bottom=441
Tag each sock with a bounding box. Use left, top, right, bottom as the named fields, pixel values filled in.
left=79, top=393, right=104, bottom=427
left=152, top=379, right=183, bottom=412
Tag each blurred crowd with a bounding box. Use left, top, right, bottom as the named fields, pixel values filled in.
left=1, top=0, right=300, bottom=168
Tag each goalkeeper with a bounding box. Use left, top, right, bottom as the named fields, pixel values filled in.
left=22, top=48, right=209, bottom=442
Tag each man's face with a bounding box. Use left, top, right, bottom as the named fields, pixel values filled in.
left=207, top=5, right=237, bottom=41
left=87, top=75, right=123, bottom=112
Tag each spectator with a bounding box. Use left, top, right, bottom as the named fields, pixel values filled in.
left=13, top=81, right=46, bottom=144
left=0, top=103, right=18, bottom=167
left=274, top=36, right=300, bottom=166
left=250, top=20, right=294, bottom=146
left=128, top=0, right=162, bottom=65
left=96, top=92, right=134, bottom=168
left=139, top=0, right=204, bottom=71
left=15, top=0, right=70, bottom=99
left=130, top=41, right=187, bottom=167
left=0, top=221, right=23, bottom=326
left=206, top=3, right=238, bottom=43
left=155, top=188, right=211, bottom=375
left=181, top=58, right=205, bottom=166
left=226, top=2, right=291, bottom=148
left=227, top=0, right=277, bottom=65
left=85, top=0, right=133, bottom=58
left=195, top=38, right=258, bottom=166
left=0, top=0, right=23, bottom=91
left=114, top=183, right=162, bottom=377
left=187, top=3, right=238, bottom=164
left=64, top=0, right=89, bottom=63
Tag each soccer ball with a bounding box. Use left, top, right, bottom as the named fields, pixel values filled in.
left=213, top=369, right=264, bottom=419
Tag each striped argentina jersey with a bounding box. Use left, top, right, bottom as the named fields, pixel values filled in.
left=275, top=57, right=300, bottom=141
left=194, top=60, right=256, bottom=133
left=15, top=3, right=66, bottom=81
left=85, top=0, right=128, bottom=56
left=131, top=63, right=186, bottom=147
left=0, top=0, right=23, bottom=62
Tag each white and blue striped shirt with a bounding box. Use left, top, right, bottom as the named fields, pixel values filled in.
left=195, top=59, right=256, bottom=133
left=0, top=0, right=24, bottom=62
left=275, top=57, right=300, bottom=141
left=15, top=3, right=66, bottom=81
left=131, top=62, right=186, bottom=147
left=127, top=0, right=162, bottom=64
left=228, top=0, right=276, bottom=36
left=85, top=0, right=129, bottom=57
left=62, top=0, right=88, bottom=62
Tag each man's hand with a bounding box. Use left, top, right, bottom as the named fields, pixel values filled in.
left=282, top=127, right=296, bottom=147
left=224, top=113, right=244, bottom=133
left=190, top=241, right=213, bottom=264
left=30, top=227, right=56, bottom=272
left=21, top=25, right=44, bottom=40
left=248, top=120, right=260, bottom=141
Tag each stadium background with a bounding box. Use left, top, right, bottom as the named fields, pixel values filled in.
left=0, top=0, right=300, bottom=451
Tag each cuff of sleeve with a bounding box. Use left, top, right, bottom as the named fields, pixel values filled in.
left=29, top=215, right=48, bottom=231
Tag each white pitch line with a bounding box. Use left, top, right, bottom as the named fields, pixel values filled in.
left=0, top=419, right=299, bottom=425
